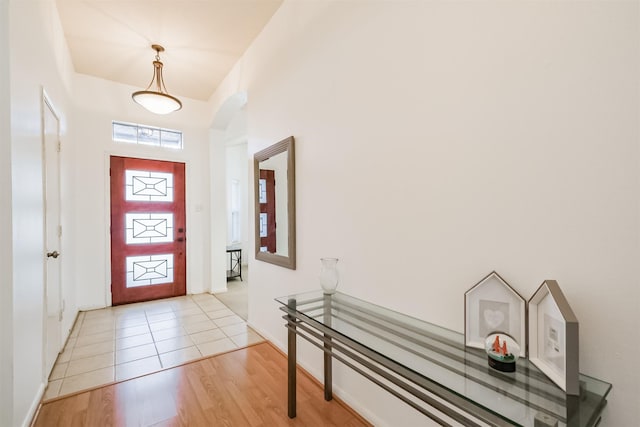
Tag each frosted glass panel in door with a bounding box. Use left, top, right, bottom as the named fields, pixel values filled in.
left=260, top=213, right=268, bottom=237
left=125, top=170, right=174, bottom=202
left=126, top=254, right=174, bottom=288
left=125, top=213, right=174, bottom=244
left=259, top=179, right=267, bottom=203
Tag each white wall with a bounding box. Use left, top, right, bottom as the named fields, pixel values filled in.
left=72, top=74, right=213, bottom=309
left=210, top=129, right=229, bottom=293
left=8, top=1, right=75, bottom=425
left=209, top=1, right=640, bottom=425
left=0, top=1, right=14, bottom=425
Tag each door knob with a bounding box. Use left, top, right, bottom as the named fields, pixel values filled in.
left=47, top=251, right=60, bottom=259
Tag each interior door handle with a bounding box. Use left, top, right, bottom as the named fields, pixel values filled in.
left=47, top=251, right=60, bottom=259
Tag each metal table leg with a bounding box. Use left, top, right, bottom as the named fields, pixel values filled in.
left=287, top=298, right=297, bottom=418
left=323, top=294, right=333, bottom=401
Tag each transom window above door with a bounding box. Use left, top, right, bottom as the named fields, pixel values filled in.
left=112, top=121, right=183, bottom=149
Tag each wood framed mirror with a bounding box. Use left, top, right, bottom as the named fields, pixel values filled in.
left=254, top=136, right=296, bottom=269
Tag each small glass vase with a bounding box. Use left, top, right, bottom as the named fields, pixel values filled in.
left=319, top=258, right=339, bottom=295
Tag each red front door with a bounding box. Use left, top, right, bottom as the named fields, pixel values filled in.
left=110, top=156, right=186, bottom=305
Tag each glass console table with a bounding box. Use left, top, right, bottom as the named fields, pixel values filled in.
left=276, top=291, right=611, bottom=427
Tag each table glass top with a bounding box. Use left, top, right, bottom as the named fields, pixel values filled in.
left=276, top=291, right=611, bottom=427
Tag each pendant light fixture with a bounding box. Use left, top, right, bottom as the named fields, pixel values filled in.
left=132, top=44, right=182, bottom=115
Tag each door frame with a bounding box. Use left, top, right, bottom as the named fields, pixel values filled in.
left=103, top=151, right=191, bottom=307
left=41, top=88, right=62, bottom=379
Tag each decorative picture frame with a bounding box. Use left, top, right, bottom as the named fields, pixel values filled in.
left=528, top=280, right=579, bottom=395
left=465, top=271, right=526, bottom=357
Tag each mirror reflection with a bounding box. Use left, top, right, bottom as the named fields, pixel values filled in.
left=254, top=136, right=295, bottom=269
left=258, top=150, right=289, bottom=256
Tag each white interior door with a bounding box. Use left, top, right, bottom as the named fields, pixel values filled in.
left=43, top=92, right=62, bottom=377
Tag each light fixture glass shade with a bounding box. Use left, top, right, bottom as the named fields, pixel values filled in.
left=132, top=91, right=182, bottom=115
left=132, top=45, right=182, bottom=115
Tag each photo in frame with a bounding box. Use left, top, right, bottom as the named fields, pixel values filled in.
left=528, top=280, right=579, bottom=395
left=465, top=271, right=526, bottom=357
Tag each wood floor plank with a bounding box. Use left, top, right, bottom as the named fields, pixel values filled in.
left=34, top=342, right=371, bottom=427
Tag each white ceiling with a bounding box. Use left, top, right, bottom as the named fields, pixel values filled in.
left=56, top=0, right=283, bottom=101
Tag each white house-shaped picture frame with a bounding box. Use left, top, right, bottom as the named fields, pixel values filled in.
left=528, top=280, right=579, bottom=395
left=465, top=271, right=526, bottom=357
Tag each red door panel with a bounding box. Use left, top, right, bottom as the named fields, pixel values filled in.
left=110, top=156, right=186, bottom=305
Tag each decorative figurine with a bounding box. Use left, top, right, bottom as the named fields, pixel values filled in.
left=485, top=333, right=519, bottom=373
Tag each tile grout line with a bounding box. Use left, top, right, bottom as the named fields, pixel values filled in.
left=155, top=294, right=194, bottom=369
left=140, top=301, right=163, bottom=374
left=56, top=311, right=85, bottom=394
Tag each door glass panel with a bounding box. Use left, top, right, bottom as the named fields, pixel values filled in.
left=126, top=254, right=174, bottom=288
left=260, top=213, right=268, bottom=237
left=259, top=179, right=267, bottom=203
left=125, top=169, right=174, bottom=202
left=125, top=213, right=174, bottom=244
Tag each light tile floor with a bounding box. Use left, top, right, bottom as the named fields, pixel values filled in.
left=44, top=292, right=264, bottom=401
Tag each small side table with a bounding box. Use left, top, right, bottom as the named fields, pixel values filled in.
left=226, top=247, right=242, bottom=281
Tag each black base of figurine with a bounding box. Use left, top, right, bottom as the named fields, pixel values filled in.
left=488, top=356, right=516, bottom=372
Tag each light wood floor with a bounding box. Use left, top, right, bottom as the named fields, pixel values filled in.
left=34, top=342, right=371, bottom=427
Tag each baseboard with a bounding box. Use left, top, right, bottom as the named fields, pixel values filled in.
left=326, top=382, right=384, bottom=426
left=23, top=382, right=45, bottom=427
left=246, top=320, right=278, bottom=343
left=77, top=304, right=108, bottom=312
left=63, top=308, right=79, bottom=341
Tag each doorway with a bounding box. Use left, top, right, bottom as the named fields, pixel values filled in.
left=110, top=156, right=186, bottom=305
